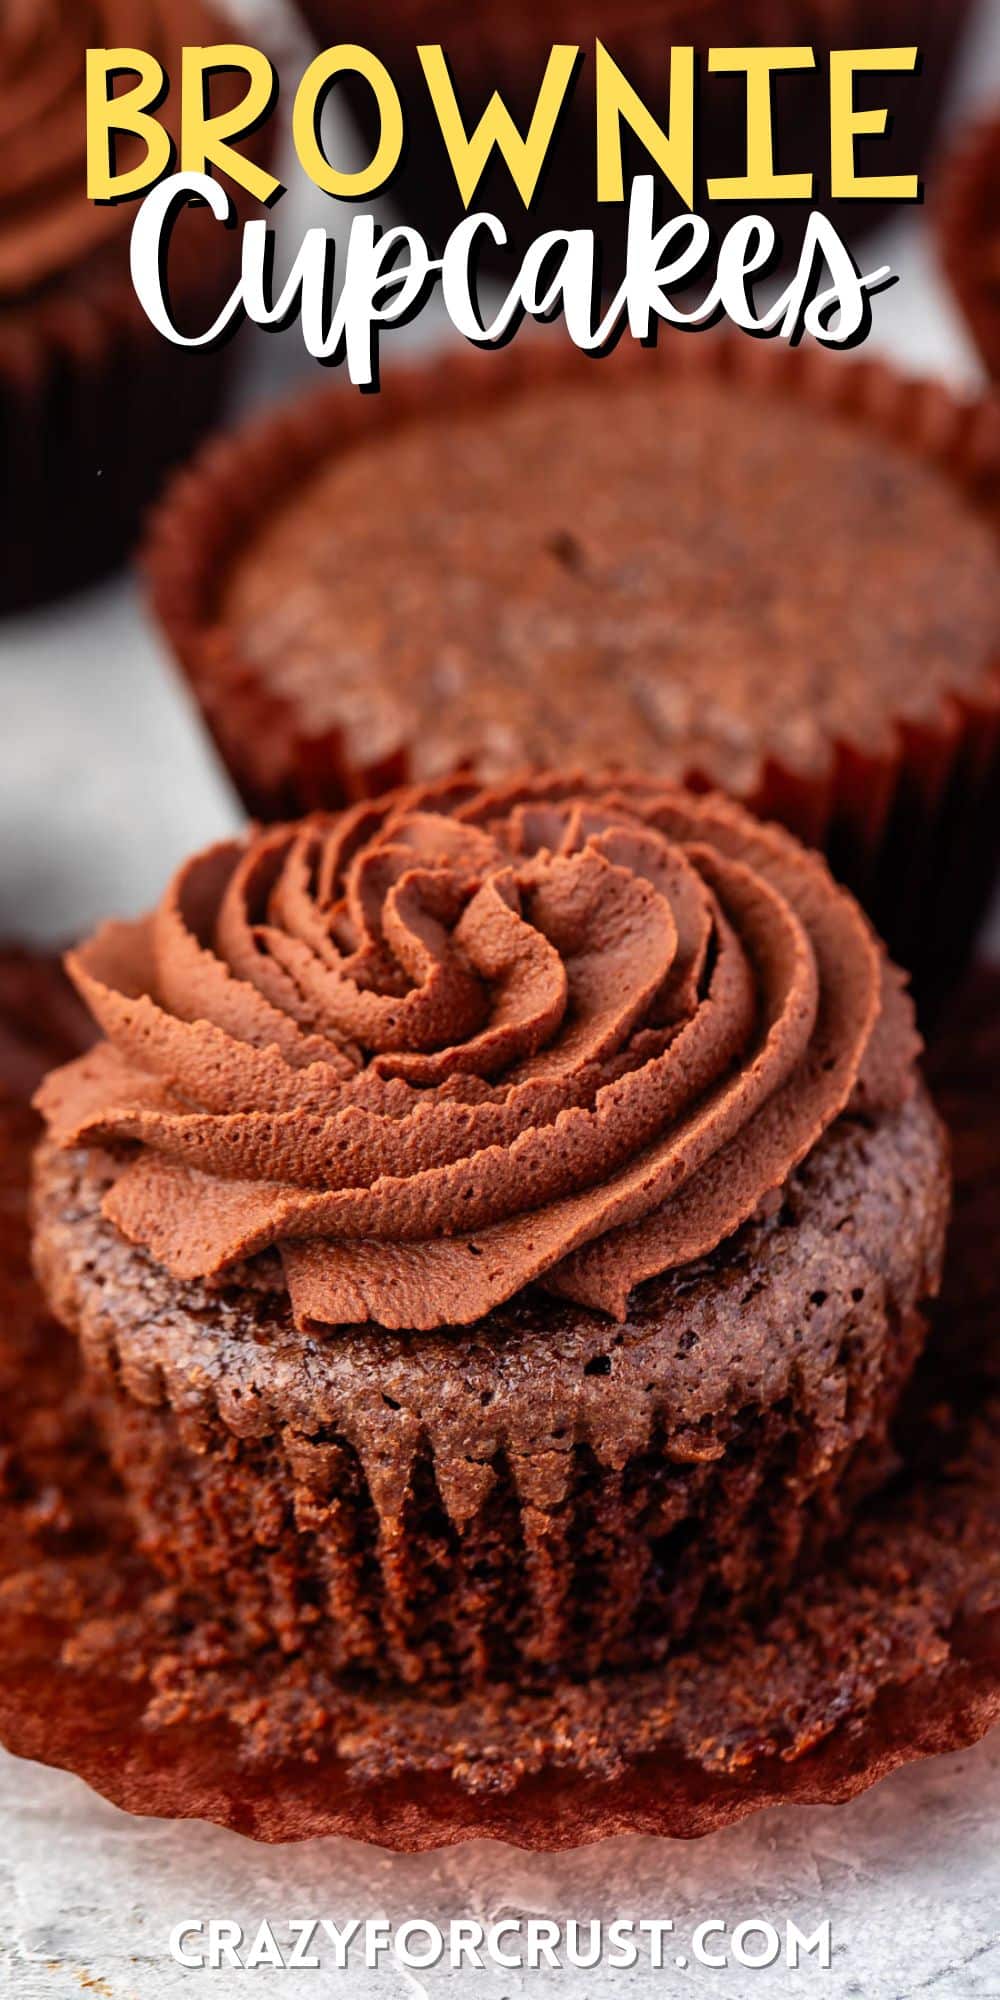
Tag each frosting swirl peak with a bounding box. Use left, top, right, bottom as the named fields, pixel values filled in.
left=36, top=776, right=918, bottom=1329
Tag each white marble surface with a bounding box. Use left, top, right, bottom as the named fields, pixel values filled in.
left=1, top=3, right=999, bottom=1994
left=1, top=1733, right=999, bottom=1999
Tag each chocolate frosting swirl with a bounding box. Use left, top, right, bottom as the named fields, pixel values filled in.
left=36, top=776, right=919, bottom=1330
left=0, top=0, right=234, bottom=298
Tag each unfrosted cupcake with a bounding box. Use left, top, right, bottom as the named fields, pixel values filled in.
left=148, top=339, right=1000, bottom=997
left=0, top=0, right=274, bottom=611
left=32, top=774, right=949, bottom=1687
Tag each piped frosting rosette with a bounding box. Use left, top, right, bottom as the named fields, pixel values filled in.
left=37, top=775, right=918, bottom=1334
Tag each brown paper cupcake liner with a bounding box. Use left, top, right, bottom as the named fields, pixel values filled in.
left=295, top=0, right=971, bottom=275
left=34, top=1123, right=936, bottom=1689
left=939, top=113, right=1000, bottom=385
left=1, top=283, right=236, bottom=614
left=0, top=62, right=276, bottom=615
left=146, top=334, right=1000, bottom=1000
left=0, top=946, right=997, bottom=1847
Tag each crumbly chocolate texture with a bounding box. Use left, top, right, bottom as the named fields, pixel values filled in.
left=0, top=950, right=997, bottom=1843
left=32, top=1083, right=947, bottom=1685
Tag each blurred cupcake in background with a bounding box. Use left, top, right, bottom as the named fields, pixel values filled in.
left=147, top=336, right=1000, bottom=1006
left=940, top=111, right=1000, bottom=382
left=293, top=0, right=974, bottom=277
left=0, top=0, right=275, bottom=614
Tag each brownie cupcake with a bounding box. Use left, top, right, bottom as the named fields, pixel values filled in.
left=32, top=774, right=949, bottom=1690
left=148, top=339, right=1000, bottom=998
left=0, top=0, right=274, bottom=612
left=296, top=0, right=970, bottom=278
left=940, top=114, right=1000, bottom=384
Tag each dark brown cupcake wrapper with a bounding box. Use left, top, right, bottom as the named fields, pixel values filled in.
left=0, top=65, right=276, bottom=615
left=939, top=113, right=1000, bottom=385
left=0, top=948, right=998, bottom=1846
left=1, top=281, right=235, bottom=614
left=36, top=1183, right=933, bottom=1687
left=146, top=333, right=1000, bottom=998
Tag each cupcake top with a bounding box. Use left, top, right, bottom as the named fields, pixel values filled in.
left=0, top=0, right=244, bottom=303
left=215, top=364, right=998, bottom=796
left=36, top=774, right=920, bottom=1331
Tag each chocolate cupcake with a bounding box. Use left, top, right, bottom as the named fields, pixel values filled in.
left=0, top=0, right=273, bottom=612
left=32, top=774, right=949, bottom=1690
left=295, top=0, right=970, bottom=279
left=1, top=944, right=995, bottom=1841
left=148, top=339, right=1000, bottom=998
left=940, top=114, right=1000, bottom=384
